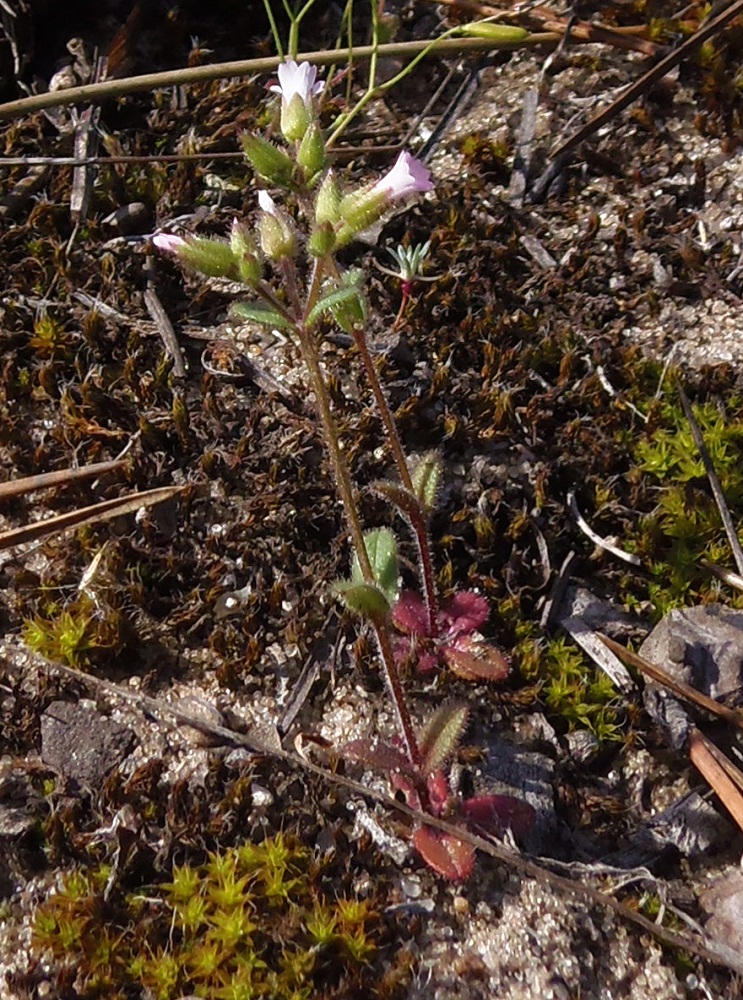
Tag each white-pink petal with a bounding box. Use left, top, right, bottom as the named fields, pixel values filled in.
left=152, top=233, right=187, bottom=253
left=269, top=59, right=324, bottom=106
left=258, top=190, right=277, bottom=215
left=374, top=151, right=433, bottom=201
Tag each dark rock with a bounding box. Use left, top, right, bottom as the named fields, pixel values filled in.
left=640, top=604, right=743, bottom=749
left=40, top=700, right=135, bottom=789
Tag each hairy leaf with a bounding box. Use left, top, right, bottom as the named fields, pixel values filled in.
left=410, top=451, right=441, bottom=512
left=341, top=738, right=414, bottom=775
left=391, top=590, right=430, bottom=636
left=443, top=591, right=489, bottom=634
left=445, top=639, right=510, bottom=681
left=462, top=795, right=536, bottom=838
left=412, top=827, right=475, bottom=881
left=419, top=703, right=469, bottom=773
left=231, top=301, right=292, bottom=329
left=334, top=581, right=389, bottom=621
left=371, top=480, right=423, bottom=523
left=351, top=528, right=399, bottom=605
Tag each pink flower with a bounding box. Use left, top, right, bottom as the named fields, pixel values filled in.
left=372, top=151, right=433, bottom=201
left=152, top=232, right=187, bottom=253
left=270, top=60, right=324, bottom=108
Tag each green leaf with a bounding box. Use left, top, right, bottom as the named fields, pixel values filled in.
left=306, top=279, right=366, bottom=330
left=418, top=703, right=469, bottom=773
left=351, top=528, right=399, bottom=604
left=334, top=581, right=390, bottom=621
left=231, top=301, right=292, bottom=330
left=411, top=451, right=442, bottom=512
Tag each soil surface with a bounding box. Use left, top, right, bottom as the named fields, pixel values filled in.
left=2, top=2, right=743, bottom=999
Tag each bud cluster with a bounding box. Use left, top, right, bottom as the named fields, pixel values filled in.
left=154, top=59, right=433, bottom=298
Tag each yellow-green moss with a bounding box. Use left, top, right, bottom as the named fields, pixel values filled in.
left=32, top=833, right=378, bottom=1000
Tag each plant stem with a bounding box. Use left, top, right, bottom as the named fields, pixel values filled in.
left=350, top=328, right=412, bottom=491
left=295, top=319, right=372, bottom=580
left=374, top=622, right=420, bottom=766
left=351, top=325, right=438, bottom=633
left=298, top=261, right=419, bottom=764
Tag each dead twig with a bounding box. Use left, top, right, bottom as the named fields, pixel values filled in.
left=4, top=638, right=743, bottom=978
left=551, top=0, right=743, bottom=160
left=0, top=484, right=184, bottom=552
left=598, top=633, right=743, bottom=734
left=0, top=459, right=125, bottom=501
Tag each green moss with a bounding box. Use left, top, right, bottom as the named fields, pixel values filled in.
left=625, top=399, right=743, bottom=617
left=23, top=596, right=124, bottom=669
left=517, top=634, right=624, bottom=743
left=32, top=833, right=379, bottom=1000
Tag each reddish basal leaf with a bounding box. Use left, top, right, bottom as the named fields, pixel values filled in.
left=413, top=826, right=475, bottom=881
left=426, top=770, right=450, bottom=815
left=462, top=794, right=536, bottom=838
left=444, top=637, right=510, bottom=681
left=443, top=591, right=489, bottom=634
left=341, top=738, right=414, bottom=775
left=391, top=590, right=430, bottom=635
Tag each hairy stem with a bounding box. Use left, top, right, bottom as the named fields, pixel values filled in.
left=298, top=260, right=419, bottom=763
left=351, top=326, right=438, bottom=632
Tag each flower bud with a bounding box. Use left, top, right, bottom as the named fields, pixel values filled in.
left=308, top=221, right=336, bottom=257
left=229, top=219, right=261, bottom=286
left=257, top=191, right=297, bottom=261
left=297, top=123, right=326, bottom=178
left=314, top=171, right=340, bottom=225
left=281, top=92, right=311, bottom=142
left=171, top=235, right=237, bottom=278
left=241, top=135, right=294, bottom=185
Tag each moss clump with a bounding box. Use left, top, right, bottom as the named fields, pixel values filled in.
left=625, top=399, right=743, bottom=617
left=23, top=596, right=124, bottom=669
left=32, top=833, right=379, bottom=1000
left=518, top=634, right=624, bottom=743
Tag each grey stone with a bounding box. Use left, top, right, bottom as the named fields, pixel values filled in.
left=40, top=700, right=135, bottom=789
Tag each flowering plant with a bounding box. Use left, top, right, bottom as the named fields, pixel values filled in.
left=154, top=59, right=531, bottom=879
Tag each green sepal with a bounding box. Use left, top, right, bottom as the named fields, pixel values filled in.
left=231, top=301, right=292, bottom=330
left=297, top=123, right=326, bottom=178
left=241, top=134, right=294, bottom=185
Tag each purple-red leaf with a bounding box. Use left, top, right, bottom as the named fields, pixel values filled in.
left=462, top=794, right=536, bottom=838
left=412, top=826, right=475, bottom=881
left=391, top=590, right=430, bottom=636
left=341, top=738, right=414, bottom=775
left=444, top=637, right=510, bottom=681
left=426, top=770, right=450, bottom=816
left=442, top=591, right=489, bottom=634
